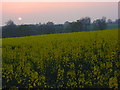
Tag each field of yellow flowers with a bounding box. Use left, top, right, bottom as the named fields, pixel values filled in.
left=2, top=29, right=120, bottom=88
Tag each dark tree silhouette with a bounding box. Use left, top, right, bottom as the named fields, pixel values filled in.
left=93, top=17, right=107, bottom=30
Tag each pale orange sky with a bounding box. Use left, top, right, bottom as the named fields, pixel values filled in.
left=2, top=2, right=118, bottom=25
left=2, top=0, right=119, bottom=2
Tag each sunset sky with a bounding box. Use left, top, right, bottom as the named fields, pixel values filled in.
left=2, top=2, right=118, bottom=25
left=2, top=0, right=119, bottom=2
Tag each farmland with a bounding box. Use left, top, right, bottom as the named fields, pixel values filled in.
left=2, top=29, right=120, bottom=88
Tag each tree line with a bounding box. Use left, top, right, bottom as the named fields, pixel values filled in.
left=2, top=17, right=119, bottom=38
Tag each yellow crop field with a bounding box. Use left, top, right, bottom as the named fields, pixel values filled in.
left=2, top=29, right=120, bottom=88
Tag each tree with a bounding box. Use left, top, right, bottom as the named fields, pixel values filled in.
left=63, top=21, right=71, bottom=33
left=80, top=17, right=91, bottom=31
left=70, top=20, right=83, bottom=32
left=46, top=22, right=54, bottom=26
left=37, top=22, right=55, bottom=34
left=93, top=17, right=107, bottom=30
left=107, top=19, right=112, bottom=24
left=16, top=25, right=33, bottom=36
left=46, top=22, right=55, bottom=34
left=69, top=17, right=91, bottom=32
left=64, top=21, right=70, bottom=27
left=5, top=20, right=16, bottom=26
left=2, top=20, right=17, bottom=38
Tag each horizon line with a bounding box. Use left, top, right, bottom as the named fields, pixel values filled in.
left=1, top=18, right=118, bottom=26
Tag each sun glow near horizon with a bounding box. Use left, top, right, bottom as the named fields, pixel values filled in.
left=18, top=17, right=22, bottom=21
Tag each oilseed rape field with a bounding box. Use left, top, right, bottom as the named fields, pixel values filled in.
left=2, top=29, right=120, bottom=88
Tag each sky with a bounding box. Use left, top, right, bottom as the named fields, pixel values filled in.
left=1, top=0, right=119, bottom=2
left=1, top=2, right=118, bottom=25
